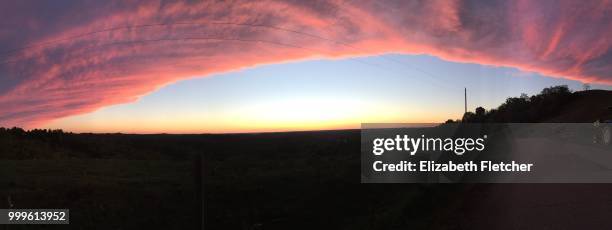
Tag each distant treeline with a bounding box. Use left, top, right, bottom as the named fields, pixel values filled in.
left=0, top=126, right=358, bottom=160
left=0, top=127, right=195, bottom=160
left=450, top=85, right=573, bottom=123
left=0, top=127, right=68, bottom=138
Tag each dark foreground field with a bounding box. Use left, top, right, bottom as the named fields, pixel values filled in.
left=2, top=128, right=612, bottom=229
left=2, top=87, right=611, bottom=229
left=0, top=130, right=461, bottom=229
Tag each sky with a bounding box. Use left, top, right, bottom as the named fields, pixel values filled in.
left=43, top=54, right=612, bottom=133
left=1, top=0, right=611, bottom=133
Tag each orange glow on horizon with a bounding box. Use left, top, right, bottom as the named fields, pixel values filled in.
left=43, top=103, right=454, bottom=134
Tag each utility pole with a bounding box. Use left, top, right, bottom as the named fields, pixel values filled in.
left=464, top=87, right=467, bottom=114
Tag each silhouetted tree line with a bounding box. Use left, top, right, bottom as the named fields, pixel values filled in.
left=0, top=127, right=68, bottom=140
left=0, top=127, right=199, bottom=160
left=454, top=85, right=572, bottom=123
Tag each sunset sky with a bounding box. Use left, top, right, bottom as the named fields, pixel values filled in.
left=1, top=0, right=611, bottom=133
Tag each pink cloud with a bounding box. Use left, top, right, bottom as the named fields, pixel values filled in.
left=0, top=0, right=610, bottom=127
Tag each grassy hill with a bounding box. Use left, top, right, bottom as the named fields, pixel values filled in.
left=545, top=90, right=612, bottom=122
left=460, top=86, right=612, bottom=123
